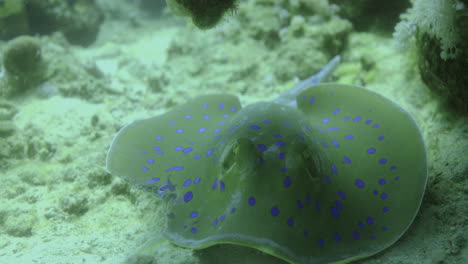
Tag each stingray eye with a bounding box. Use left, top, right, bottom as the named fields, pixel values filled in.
left=219, top=138, right=260, bottom=177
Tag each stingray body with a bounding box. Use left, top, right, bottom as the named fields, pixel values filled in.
left=106, top=56, right=427, bottom=264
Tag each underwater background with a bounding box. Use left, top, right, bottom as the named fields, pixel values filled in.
left=0, top=0, right=467, bottom=263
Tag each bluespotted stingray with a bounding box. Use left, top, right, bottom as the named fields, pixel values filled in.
left=106, top=56, right=427, bottom=264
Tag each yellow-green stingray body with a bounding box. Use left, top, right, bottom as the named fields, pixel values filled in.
left=106, top=57, right=427, bottom=263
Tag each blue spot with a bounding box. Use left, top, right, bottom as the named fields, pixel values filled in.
left=155, top=136, right=163, bottom=140
left=213, top=128, right=221, bottom=134
left=213, top=219, right=218, bottom=226
left=199, top=128, right=206, bottom=132
left=190, top=227, right=197, bottom=233
left=147, top=158, right=155, bottom=164
left=344, top=116, right=350, bottom=121
left=378, top=136, right=385, bottom=140
left=230, top=208, right=236, bottom=214
left=358, top=222, right=365, bottom=228
left=333, top=108, right=340, bottom=115
left=194, top=154, right=201, bottom=159
left=276, top=140, right=286, bottom=147
left=212, top=179, right=218, bottom=190
left=283, top=122, right=293, bottom=126
left=343, top=156, right=352, bottom=164
left=141, top=167, right=149, bottom=171
left=223, top=114, right=229, bottom=118
left=355, top=179, right=365, bottom=188
left=287, top=218, right=294, bottom=226
left=219, top=103, right=224, bottom=110
left=379, top=158, right=387, bottom=164
left=168, top=122, right=175, bottom=125
left=345, top=134, right=354, bottom=140
left=281, top=167, right=287, bottom=172
left=318, top=239, right=324, bottom=247
left=322, top=142, right=329, bottom=148
left=353, top=231, right=360, bottom=240
left=309, top=96, right=315, bottom=103
left=331, top=207, right=339, bottom=218
left=367, top=147, right=376, bottom=154
left=383, top=206, right=389, bottom=213
left=328, top=127, right=340, bottom=131
left=378, top=179, right=386, bottom=185
left=219, top=181, right=225, bottom=191
left=141, top=151, right=147, bottom=154
left=184, top=115, right=192, bottom=119
left=183, top=179, right=192, bottom=187
left=306, top=195, right=311, bottom=205
left=304, top=230, right=309, bottom=237
left=381, top=193, right=388, bottom=199
left=249, top=125, right=261, bottom=129
left=190, top=211, right=199, bottom=219
left=174, top=146, right=183, bottom=151
left=271, top=206, right=280, bottom=217
left=176, top=129, right=184, bottom=133
left=283, top=176, right=292, bottom=187
left=220, top=214, right=226, bottom=221
left=165, top=166, right=184, bottom=172
left=152, top=146, right=160, bottom=150
left=390, top=166, right=397, bottom=170
left=183, top=147, right=193, bottom=153
left=273, top=134, right=282, bottom=138
left=365, top=120, right=373, bottom=124
left=278, top=153, right=285, bottom=160
left=248, top=196, right=256, bottom=206
left=324, top=175, right=332, bottom=184
left=373, top=124, right=380, bottom=128
left=334, top=233, right=341, bottom=242
left=203, top=115, right=211, bottom=120
left=202, top=103, right=208, bottom=108
left=296, top=134, right=305, bottom=141
left=322, top=118, right=330, bottom=123
left=315, top=200, right=321, bottom=212
left=337, top=190, right=346, bottom=200
left=331, top=164, right=338, bottom=175
left=297, top=200, right=303, bottom=209
left=371, top=236, right=376, bottom=240
left=263, top=120, right=271, bottom=123
left=184, top=192, right=193, bottom=202
left=353, top=116, right=362, bottom=122
left=145, top=177, right=160, bottom=184
left=366, top=217, right=374, bottom=225
left=206, top=148, right=214, bottom=157
left=156, top=151, right=164, bottom=155
left=230, top=107, right=236, bottom=112
left=257, top=144, right=267, bottom=151
left=331, top=140, right=340, bottom=148
left=194, top=177, right=201, bottom=184
left=373, top=190, right=379, bottom=195
left=335, top=200, right=343, bottom=210
left=304, top=125, right=312, bottom=132
left=382, top=226, right=388, bottom=231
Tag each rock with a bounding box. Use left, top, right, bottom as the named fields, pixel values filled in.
left=1, top=36, right=46, bottom=94
left=25, top=0, right=104, bottom=46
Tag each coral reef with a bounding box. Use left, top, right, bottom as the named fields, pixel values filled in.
left=394, top=0, right=468, bottom=113
left=166, top=0, right=238, bottom=29
left=329, top=0, right=410, bottom=31
left=1, top=36, right=46, bottom=95
left=25, top=0, right=104, bottom=46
